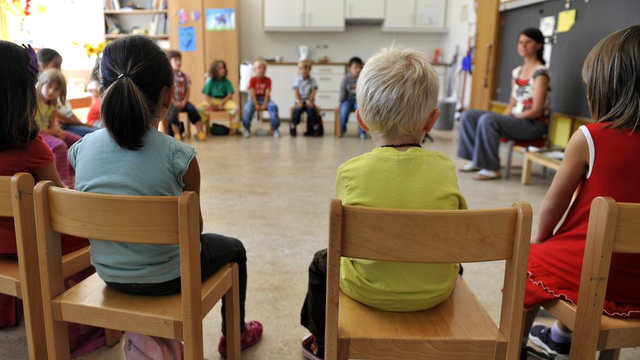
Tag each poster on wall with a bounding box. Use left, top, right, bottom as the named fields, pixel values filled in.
left=205, top=8, right=235, bottom=31
left=178, top=27, right=196, bottom=52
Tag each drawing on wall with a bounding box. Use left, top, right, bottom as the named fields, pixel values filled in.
left=206, top=8, right=235, bottom=31
left=178, top=26, right=196, bottom=52
left=177, top=8, right=188, bottom=25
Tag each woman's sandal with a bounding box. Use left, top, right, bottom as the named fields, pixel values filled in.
left=473, top=169, right=503, bottom=180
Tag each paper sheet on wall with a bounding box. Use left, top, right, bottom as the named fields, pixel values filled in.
left=178, top=27, right=196, bottom=52
left=206, top=8, right=236, bottom=31
left=539, top=16, right=555, bottom=37
left=557, top=9, right=576, bottom=33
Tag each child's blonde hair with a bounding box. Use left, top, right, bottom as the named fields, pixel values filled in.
left=37, top=69, right=67, bottom=104
left=356, top=47, right=439, bottom=137
left=298, top=60, right=313, bottom=70
left=253, top=59, right=267, bottom=68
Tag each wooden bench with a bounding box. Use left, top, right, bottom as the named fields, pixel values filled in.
left=521, top=152, right=562, bottom=185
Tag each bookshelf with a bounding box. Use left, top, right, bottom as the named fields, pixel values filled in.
left=103, top=1, right=170, bottom=46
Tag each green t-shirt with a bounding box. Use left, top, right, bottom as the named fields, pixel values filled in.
left=337, top=147, right=467, bottom=312
left=35, top=103, right=55, bottom=130
left=202, top=78, right=234, bottom=99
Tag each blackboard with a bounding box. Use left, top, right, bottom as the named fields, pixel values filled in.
left=495, top=0, right=640, bottom=118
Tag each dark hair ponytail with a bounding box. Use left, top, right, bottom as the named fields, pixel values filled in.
left=520, top=27, right=545, bottom=65
left=0, top=41, right=39, bottom=150
left=100, top=36, right=173, bottom=150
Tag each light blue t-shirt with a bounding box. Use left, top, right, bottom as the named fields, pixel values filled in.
left=69, top=128, right=196, bottom=284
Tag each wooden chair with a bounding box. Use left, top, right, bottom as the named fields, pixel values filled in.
left=33, top=182, right=241, bottom=360
left=540, top=197, right=640, bottom=360
left=0, top=173, right=94, bottom=359
left=325, top=199, right=533, bottom=360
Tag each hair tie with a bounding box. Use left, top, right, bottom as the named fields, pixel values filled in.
left=118, top=72, right=131, bottom=79
left=22, top=44, right=39, bottom=77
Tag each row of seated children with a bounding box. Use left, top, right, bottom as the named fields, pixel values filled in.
left=0, top=42, right=105, bottom=356
left=2, top=25, right=640, bottom=360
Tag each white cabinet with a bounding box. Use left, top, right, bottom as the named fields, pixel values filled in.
left=263, top=0, right=345, bottom=31
left=416, top=0, right=446, bottom=29
left=345, top=0, right=384, bottom=20
left=305, top=0, right=344, bottom=29
left=383, top=0, right=448, bottom=32
left=264, top=0, right=304, bottom=28
left=260, top=64, right=346, bottom=122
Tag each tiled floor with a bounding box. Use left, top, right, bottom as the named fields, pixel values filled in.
left=2, top=124, right=638, bottom=359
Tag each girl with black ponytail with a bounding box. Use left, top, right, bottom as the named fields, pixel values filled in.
left=69, top=35, right=263, bottom=357
left=457, top=27, right=551, bottom=180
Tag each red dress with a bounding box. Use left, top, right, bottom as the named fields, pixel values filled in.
left=525, top=122, right=640, bottom=317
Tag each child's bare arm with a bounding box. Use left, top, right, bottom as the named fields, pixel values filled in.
left=262, top=89, right=271, bottom=110
left=249, top=88, right=260, bottom=109
left=181, top=87, right=190, bottom=108
left=53, top=109, right=87, bottom=126
left=294, top=89, right=303, bottom=108
left=220, top=93, right=232, bottom=106
left=532, top=131, right=589, bottom=243
left=182, top=157, right=204, bottom=233
left=34, top=162, right=65, bottom=188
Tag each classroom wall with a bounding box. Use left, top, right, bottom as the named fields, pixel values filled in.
left=238, top=0, right=446, bottom=63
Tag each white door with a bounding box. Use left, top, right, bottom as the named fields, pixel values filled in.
left=264, top=0, right=305, bottom=29
left=383, top=0, right=415, bottom=29
left=304, top=0, right=344, bottom=29
left=415, top=0, right=446, bottom=29
left=345, top=0, right=384, bottom=19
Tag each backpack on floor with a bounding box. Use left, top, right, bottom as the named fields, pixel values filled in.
left=124, top=332, right=184, bottom=360
left=304, top=112, right=324, bottom=136
left=210, top=123, right=230, bottom=136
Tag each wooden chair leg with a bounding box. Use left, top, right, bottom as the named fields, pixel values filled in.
left=521, top=153, right=532, bottom=185
left=104, top=329, right=122, bottom=346
left=505, top=140, right=515, bottom=179
left=334, top=108, right=340, bottom=137
left=225, top=265, right=241, bottom=360
left=598, top=349, right=621, bottom=360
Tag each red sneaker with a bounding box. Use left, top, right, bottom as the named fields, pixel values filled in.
left=218, top=320, right=263, bottom=358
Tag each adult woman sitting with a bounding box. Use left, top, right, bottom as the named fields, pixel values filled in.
left=458, top=28, right=550, bottom=180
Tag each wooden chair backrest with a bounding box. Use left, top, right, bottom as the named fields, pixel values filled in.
left=572, top=197, right=640, bottom=358
left=325, top=199, right=533, bottom=360
left=33, top=181, right=203, bottom=353
left=0, top=173, right=47, bottom=359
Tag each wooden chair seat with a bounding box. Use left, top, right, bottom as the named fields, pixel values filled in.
left=53, top=263, right=234, bottom=340
left=544, top=298, right=640, bottom=351
left=0, top=258, right=21, bottom=297
left=338, top=278, right=506, bottom=359
left=0, top=247, right=90, bottom=298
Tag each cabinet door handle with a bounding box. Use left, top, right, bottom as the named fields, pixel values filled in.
left=319, top=95, right=331, bottom=98
left=320, top=77, right=332, bottom=81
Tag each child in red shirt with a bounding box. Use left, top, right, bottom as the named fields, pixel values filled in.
left=242, top=59, right=280, bottom=138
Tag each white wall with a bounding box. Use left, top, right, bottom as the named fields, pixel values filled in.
left=239, top=0, right=446, bottom=63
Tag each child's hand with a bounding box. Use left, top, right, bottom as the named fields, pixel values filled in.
left=307, top=101, right=315, bottom=109
left=54, top=129, right=66, bottom=139
left=295, top=100, right=303, bottom=109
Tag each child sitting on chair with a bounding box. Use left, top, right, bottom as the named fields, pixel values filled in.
left=338, top=56, right=365, bottom=139
left=198, top=60, right=241, bottom=135
left=166, top=50, right=207, bottom=141
left=299, top=47, right=467, bottom=360
left=242, top=59, right=280, bottom=138
left=291, top=60, right=319, bottom=137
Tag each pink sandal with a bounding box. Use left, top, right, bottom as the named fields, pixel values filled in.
left=218, top=320, right=263, bottom=358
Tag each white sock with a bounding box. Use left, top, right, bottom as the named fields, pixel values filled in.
left=476, top=169, right=498, bottom=177
left=551, top=321, right=572, bottom=343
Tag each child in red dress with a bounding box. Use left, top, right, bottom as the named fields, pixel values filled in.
left=522, top=26, right=640, bottom=358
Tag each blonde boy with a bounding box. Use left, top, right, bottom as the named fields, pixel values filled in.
left=242, top=59, right=281, bottom=138
left=300, top=48, right=467, bottom=360
left=291, top=60, right=319, bottom=136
